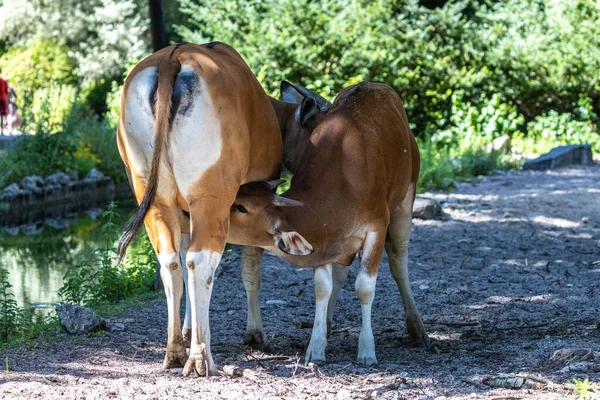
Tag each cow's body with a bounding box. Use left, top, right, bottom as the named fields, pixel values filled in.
left=117, top=42, right=282, bottom=376
left=230, top=82, right=430, bottom=364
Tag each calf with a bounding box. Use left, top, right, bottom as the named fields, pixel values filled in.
left=227, top=81, right=430, bottom=364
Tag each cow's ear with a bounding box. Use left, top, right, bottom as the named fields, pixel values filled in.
left=281, top=81, right=305, bottom=104
left=295, top=97, right=319, bottom=126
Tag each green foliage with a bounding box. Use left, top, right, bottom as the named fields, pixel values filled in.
left=0, top=268, right=19, bottom=342
left=178, top=0, right=600, bottom=166
left=570, top=378, right=596, bottom=400
left=417, top=138, right=521, bottom=192
left=0, top=267, right=55, bottom=346
left=0, top=39, right=76, bottom=93
left=59, top=203, right=156, bottom=307
left=0, top=0, right=149, bottom=80
left=514, top=111, right=600, bottom=155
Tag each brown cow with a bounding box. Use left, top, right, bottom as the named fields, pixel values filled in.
left=227, top=81, right=431, bottom=364
left=116, top=42, right=284, bottom=376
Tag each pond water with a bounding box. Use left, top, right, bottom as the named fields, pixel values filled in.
left=0, top=202, right=137, bottom=309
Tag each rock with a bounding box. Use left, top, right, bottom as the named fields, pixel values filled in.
left=3, top=183, right=21, bottom=196
left=547, top=348, right=599, bottom=371
left=44, top=172, right=72, bottom=186
left=84, top=168, right=104, bottom=182
left=266, top=300, right=287, bottom=306
left=484, top=135, right=511, bottom=154
left=523, top=144, right=593, bottom=171
left=413, top=197, right=442, bottom=220
left=107, top=323, right=126, bottom=332
left=20, top=176, right=44, bottom=192
left=55, top=303, right=106, bottom=334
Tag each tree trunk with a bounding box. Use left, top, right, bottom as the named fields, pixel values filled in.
left=149, top=0, right=168, bottom=52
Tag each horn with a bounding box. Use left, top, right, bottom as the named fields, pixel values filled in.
left=273, top=195, right=304, bottom=207
left=292, top=84, right=332, bottom=113
left=267, top=179, right=287, bottom=190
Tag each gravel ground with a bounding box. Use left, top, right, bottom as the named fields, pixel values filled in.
left=2, top=164, right=599, bottom=399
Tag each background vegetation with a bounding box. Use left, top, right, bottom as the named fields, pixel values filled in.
left=1, top=0, right=599, bottom=190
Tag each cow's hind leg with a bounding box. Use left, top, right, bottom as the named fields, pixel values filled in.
left=180, top=233, right=192, bottom=345
left=385, top=186, right=430, bottom=348
left=241, top=246, right=269, bottom=350
left=182, top=189, right=235, bottom=377
left=143, top=201, right=187, bottom=369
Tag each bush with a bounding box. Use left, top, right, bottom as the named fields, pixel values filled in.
left=59, top=203, right=156, bottom=307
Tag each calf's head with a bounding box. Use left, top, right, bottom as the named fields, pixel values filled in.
left=276, top=81, right=332, bottom=172
left=228, top=180, right=314, bottom=256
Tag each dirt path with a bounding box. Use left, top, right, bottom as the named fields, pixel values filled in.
left=2, top=165, right=599, bottom=399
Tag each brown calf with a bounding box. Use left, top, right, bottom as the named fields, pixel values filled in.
left=116, top=42, right=283, bottom=376
left=228, top=81, right=431, bottom=364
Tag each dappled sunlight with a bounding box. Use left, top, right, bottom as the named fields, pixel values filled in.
left=531, top=215, right=581, bottom=228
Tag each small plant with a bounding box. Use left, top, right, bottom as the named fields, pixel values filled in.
left=570, top=378, right=596, bottom=400
left=0, top=268, right=20, bottom=342
left=59, top=202, right=156, bottom=307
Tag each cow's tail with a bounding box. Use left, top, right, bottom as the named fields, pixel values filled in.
left=117, top=52, right=182, bottom=262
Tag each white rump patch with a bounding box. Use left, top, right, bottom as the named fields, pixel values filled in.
left=169, top=66, right=223, bottom=198
left=123, top=67, right=159, bottom=178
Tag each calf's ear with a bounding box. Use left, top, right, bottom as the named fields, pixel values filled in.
left=281, top=81, right=305, bottom=104
left=295, top=97, right=319, bottom=126
left=276, top=231, right=314, bottom=256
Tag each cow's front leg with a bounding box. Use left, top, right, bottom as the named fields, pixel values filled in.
left=241, top=246, right=269, bottom=350
left=305, top=264, right=333, bottom=364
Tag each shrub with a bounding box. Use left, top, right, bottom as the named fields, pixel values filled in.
left=59, top=203, right=156, bottom=307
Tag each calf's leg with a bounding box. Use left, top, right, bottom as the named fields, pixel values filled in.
left=305, top=264, right=333, bottom=364
left=355, top=230, right=386, bottom=365
left=241, top=246, right=269, bottom=350
left=327, top=264, right=349, bottom=336
left=385, top=185, right=430, bottom=348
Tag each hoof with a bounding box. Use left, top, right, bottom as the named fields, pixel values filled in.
left=244, top=331, right=273, bottom=353
left=163, top=349, right=188, bottom=369
left=182, top=344, right=217, bottom=377
left=304, top=343, right=326, bottom=365
left=356, top=352, right=378, bottom=366
left=406, top=314, right=431, bottom=349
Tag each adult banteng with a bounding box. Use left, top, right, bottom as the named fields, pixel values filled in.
left=227, top=81, right=431, bottom=365
left=116, top=42, right=283, bottom=376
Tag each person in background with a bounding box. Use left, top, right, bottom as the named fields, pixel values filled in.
left=5, top=81, right=21, bottom=134
left=0, top=68, right=8, bottom=136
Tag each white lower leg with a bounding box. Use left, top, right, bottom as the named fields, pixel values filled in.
left=158, top=253, right=186, bottom=368
left=355, top=271, right=377, bottom=365
left=327, top=265, right=349, bottom=334
left=305, top=264, right=332, bottom=364
left=179, top=234, right=191, bottom=340
left=240, top=246, right=265, bottom=345
left=184, top=250, right=221, bottom=376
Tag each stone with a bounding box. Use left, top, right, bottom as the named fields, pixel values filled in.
left=266, top=300, right=287, bottom=306
left=108, top=323, right=126, bottom=332
left=84, top=168, right=105, bottom=182
left=55, top=303, right=106, bottom=334
left=20, top=176, right=44, bottom=192
left=484, top=135, right=511, bottom=154
left=44, top=172, right=72, bottom=186
left=412, top=197, right=442, bottom=220
left=2, top=183, right=21, bottom=196
left=523, top=144, right=593, bottom=171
